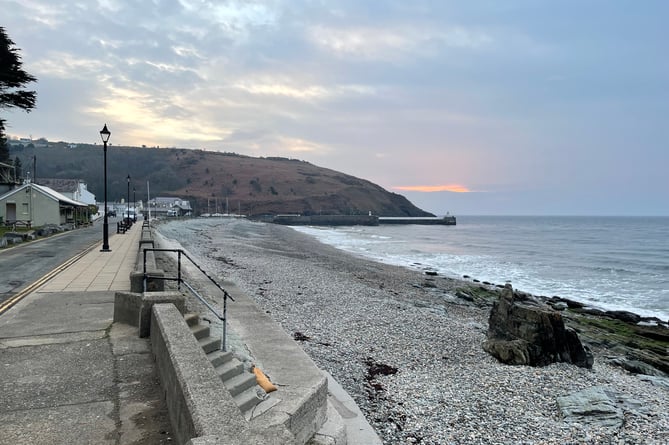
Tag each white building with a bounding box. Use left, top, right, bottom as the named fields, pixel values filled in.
left=39, top=178, right=96, bottom=206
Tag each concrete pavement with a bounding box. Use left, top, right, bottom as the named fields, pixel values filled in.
left=0, top=223, right=173, bottom=445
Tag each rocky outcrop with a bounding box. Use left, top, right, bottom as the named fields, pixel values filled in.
left=556, top=386, right=650, bottom=430
left=483, top=284, right=593, bottom=368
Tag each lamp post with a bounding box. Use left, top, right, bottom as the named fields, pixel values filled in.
left=100, top=124, right=111, bottom=252
left=133, top=187, right=136, bottom=221
left=126, top=174, right=131, bottom=226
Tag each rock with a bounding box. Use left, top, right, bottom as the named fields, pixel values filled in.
left=637, top=374, right=669, bottom=390
left=549, top=296, right=584, bottom=309
left=605, top=310, right=641, bottom=324
left=549, top=301, right=569, bottom=311
left=608, top=357, right=667, bottom=377
left=425, top=271, right=438, bottom=276
left=577, top=307, right=606, bottom=316
left=455, top=291, right=474, bottom=302
left=483, top=284, right=593, bottom=368
left=556, top=386, right=623, bottom=429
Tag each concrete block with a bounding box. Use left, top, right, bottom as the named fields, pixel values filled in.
left=139, top=238, right=155, bottom=249
left=138, top=292, right=186, bottom=338
left=130, top=269, right=165, bottom=293
left=114, top=292, right=143, bottom=327
left=113, top=291, right=185, bottom=337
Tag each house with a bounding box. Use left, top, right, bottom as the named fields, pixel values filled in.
left=0, top=182, right=91, bottom=227
left=39, top=178, right=97, bottom=206
left=149, top=197, right=192, bottom=217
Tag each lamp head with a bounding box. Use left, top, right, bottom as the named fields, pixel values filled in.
left=100, top=124, right=111, bottom=143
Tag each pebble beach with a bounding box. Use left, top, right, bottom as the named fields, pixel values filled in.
left=156, top=218, right=669, bottom=445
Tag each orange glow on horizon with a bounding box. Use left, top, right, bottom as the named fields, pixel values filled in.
left=393, top=184, right=471, bottom=193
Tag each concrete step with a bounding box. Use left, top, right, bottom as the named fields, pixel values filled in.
left=234, top=388, right=262, bottom=414
left=184, top=313, right=199, bottom=327
left=224, top=372, right=258, bottom=397
left=198, top=336, right=221, bottom=354
left=215, top=358, right=243, bottom=381
left=207, top=350, right=233, bottom=368
left=190, top=323, right=210, bottom=340
left=187, top=312, right=263, bottom=420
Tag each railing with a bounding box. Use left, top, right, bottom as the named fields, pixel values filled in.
left=142, top=248, right=235, bottom=351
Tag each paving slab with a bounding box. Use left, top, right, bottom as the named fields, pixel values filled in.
left=0, top=291, right=113, bottom=338
left=0, top=401, right=117, bottom=445
left=0, top=338, right=114, bottom=411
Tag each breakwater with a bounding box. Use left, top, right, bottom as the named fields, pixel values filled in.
left=269, top=214, right=456, bottom=226
left=378, top=216, right=456, bottom=225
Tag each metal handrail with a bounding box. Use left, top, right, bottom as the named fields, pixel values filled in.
left=142, top=248, right=235, bottom=351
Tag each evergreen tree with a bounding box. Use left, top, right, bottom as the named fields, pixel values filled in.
left=0, top=27, right=37, bottom=160
left=13, top=155, right=22, bottom=180
left=0, top=119, right=7, bottom=162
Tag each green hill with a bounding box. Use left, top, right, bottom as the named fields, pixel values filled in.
left=10, top=142, right=433, bottom=217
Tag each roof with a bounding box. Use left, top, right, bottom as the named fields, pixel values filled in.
left=0, top=183, right=88, bottom=207
left=174, top=202, right=192, bottom=210
left=39, top=178, right=82, bottom=193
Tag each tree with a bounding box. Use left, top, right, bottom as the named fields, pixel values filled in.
left=0, top=119, right=7, bottom=162
left=13, top=155, right=22, bottom=180
left=0, top=27, right=37, bottom=161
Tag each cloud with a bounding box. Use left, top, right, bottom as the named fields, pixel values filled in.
left=393, top=185, right=472, bottom=193
left=307, top=24, right=492, bottom=61
left=3, top=0, right=668, bottom=215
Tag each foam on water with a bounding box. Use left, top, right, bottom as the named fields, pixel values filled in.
left=292, top=217, right=669, bottom=320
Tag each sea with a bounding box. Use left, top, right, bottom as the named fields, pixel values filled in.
left=291, top=216, right=669, bottom=321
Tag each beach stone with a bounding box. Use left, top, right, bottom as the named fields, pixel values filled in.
left=556, top=386, right=623, bottom=429
left=483, top=284, right=593, bottom=368
left=608, top=356, right=668, bottom=377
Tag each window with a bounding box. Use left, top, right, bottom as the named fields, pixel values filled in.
left=22, top=203, right=29, bottom=215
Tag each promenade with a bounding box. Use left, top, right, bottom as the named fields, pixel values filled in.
left=0, top=224, right=172, bottom=444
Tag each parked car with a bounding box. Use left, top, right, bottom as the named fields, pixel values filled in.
left=123, top=210, right=137, bottom=222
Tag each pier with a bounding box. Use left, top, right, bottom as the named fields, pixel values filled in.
left=378, top=216, right=456, bottom=225
left=269, top=214, right=456, bottom=226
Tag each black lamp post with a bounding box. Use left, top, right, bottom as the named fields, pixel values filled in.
left=126, top=174, right=131, bottom=226
left=133, top=187, right=136, bottom=221
left=100, top=124, right=111, bottom=252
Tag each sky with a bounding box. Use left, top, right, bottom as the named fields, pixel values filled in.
left=2, top=0, right=668, bottom=216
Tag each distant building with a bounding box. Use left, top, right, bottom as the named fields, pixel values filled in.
left=0, top=182, right=90, bottom=227
left=39, top=178, right=96, bottom=206
left=149, top=196, right=192, bottom=217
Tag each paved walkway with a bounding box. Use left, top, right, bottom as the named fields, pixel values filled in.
left=38, top=223, right=141, bottom=293
left=0, top=224, right=173, bottom=445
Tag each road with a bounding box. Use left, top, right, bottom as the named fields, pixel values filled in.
left=0, top=221, right=111, bottom=307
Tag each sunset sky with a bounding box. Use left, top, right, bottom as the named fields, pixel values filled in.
left=3, top=1, right=667, bottom=215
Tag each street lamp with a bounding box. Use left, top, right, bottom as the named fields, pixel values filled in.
left=133, top=187, right=136, bottom=221
left=100, top=124, right=111, bottom=252
left=126, top=174, right=131, bottom=226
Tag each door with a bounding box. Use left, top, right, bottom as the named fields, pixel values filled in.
left=6, top=203, right=16, bottom=221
